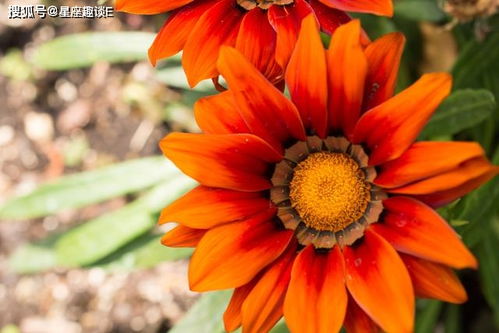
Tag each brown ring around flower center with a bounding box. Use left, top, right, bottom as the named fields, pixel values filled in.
left=270, top=136, right=386, bottom=249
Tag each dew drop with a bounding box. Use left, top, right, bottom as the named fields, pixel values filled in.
left=354, top=258, right=362, bottom=267
left=395, top=219, right=408, bottom=228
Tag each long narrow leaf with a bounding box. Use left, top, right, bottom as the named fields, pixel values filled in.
left=32, top=32, right=155, bottom=70
left=0, top=157, right=177, bottom=220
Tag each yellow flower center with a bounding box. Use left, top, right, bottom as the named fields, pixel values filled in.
left=289, top=152, right=371, bottom=232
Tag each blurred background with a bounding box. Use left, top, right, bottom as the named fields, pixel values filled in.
left=0, top=0, right=498, bottom=332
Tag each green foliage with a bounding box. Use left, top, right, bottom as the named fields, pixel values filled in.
left=170, top=291, right=232, bottom=333
left=420, top=89, right=496, bottom=139
left=394, top=0, right=446, bottom=22
left=0, top=157, right=178, bottom=219
left=156, top=66, right=216, bottom=92
left=95, top=235, right=194, bottom=270
left=32, top=32, right=156, bottom=70
left=415, top=300, right=443, bottom=333
left=7, top=159, right=197, bottom=273
left=453, top=32, right=499, bottom=89
left=477, top=221, right=499, bottom=328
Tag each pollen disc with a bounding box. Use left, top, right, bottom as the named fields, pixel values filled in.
left=289, top=152, right=371, bottom=232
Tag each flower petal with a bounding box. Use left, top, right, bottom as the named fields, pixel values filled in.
left=327, top=19, right=368, bottom=139
left=353, top=73, right=452, bottom=165
left=189, top=209, right=293, bottom=291
left=344, top=229, right=414, bottom=333
left=182, top=0, right=244, bottom=87
left=161, top=225, right=206, bottom=247
left=224, top=277, right=259, bottom=332
left=317, top=0, right=393, bottom=16
left=309, top=0, right=352, bottom=35
left=115, top=0, right=193, bottom=13
left=285, top=15, right=328, bottom=138
left=284, top=245, right=347, bottom=333
left=412, top=167, right=499, bottom=207
left=363, top=32, right=405, bottom=111
left=371, top=196, right=477, bottom=269
left=148, top=0, right=213, bottom=66
left=159, top=186, right=270, bottom=228
left=194, top=91, right=250, bottom=134
left=217, top=46, right=306, bottom=152
left=388, top=156, right=496, bottom=196
left=241, top=244, right=296, bottom=333
left=268, top=0, right=315, bottom=68
left=343, top=295, right=379, bottom=333
left=375, top=141, right=486, bottom=188
left=236, top=9, right=283, bottom=83
left=400, top=254, right=467, bottom=304
left=160, top=133, right=282, bottom=191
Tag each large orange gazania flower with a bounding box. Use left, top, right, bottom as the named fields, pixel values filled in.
left=115, top=0, right=392, bottom=87
left=159, top=17, right=498, bottom=333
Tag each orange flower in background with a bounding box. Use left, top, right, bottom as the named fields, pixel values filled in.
left=115, top=0, right=393, bottom=87
left=159, top=17, right=498, bottom=333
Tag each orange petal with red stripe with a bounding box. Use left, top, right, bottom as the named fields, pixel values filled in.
left=327, top=19, right=367, bottom=139
left=159, top=186, right=270, bottom=228
left=353, top=73, right=452, bottom=165
left=376, top=141, right=485, bottom=188
left=189, top=209, right=293, bottom=291
left=343, top=295, right=379, bottom=333
left=148, top=0, right=213, bottom=66
left=241, top=244, right=296, bottom=333
left=194, top=91, right=250, bottom=135
left=413, top=167, right=498, bottom=207
left=400, top=254, right=467, bottom=304
left=268, top=0, right=315, bottom=68
left=160, top=133, right=282, bottom=191
left=344, top=229, right=414, bottom=333
left=115, top=0, right=193, bottom=14
left=318, top=0, right=393, bottom=16
left=284, top=245, right=347, bottom=333
left=371, top=196, right=477, bottom=269
left=388, top=156, right=496, bottom=196
left=161, top=225, right=206, bottom=247
left=236, top=9, right=283, bottom=83
left=224, top=278, right=259, bottom=332
left=286, top=15, right=328, bottom=137
left=309, top=0, right=352, bottom=35
left=217, top=46, right=305, bottom=152
left=182, top=0, right=243, bottom=87
left=363, top=32, right=405, bottom=111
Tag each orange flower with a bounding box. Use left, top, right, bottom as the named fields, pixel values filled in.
left=115, top=0, right=393, bottom=87
left=159, top=17, right=498, bottom=333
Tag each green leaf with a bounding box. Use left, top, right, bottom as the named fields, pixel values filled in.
left=453, top=32, right=499, bottom=89
left=170, top=291, right=232, bottom=333
left=156, top=66, right=217, bottom=92
left=95, top=234, right=193, bottom=270
left=8, top=239, right=58, bottom=274
left=54, top=176, right=196, bottom=267
left=415, top=300, right=442, bottom=333
left=444, top=305, right=461, bottom=333
left=394, top=0, right=446, bottom=22
left=8, top=175, right=197, bottom=272
left=476, top=218, right=499, bottom=329
left=0, top=157, right=177, bottom=220
left=457, top=148, right=499, bottom=246
left=32, top=32, right=155, bottom=70
left=419, top=89, right=496, bottom=139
